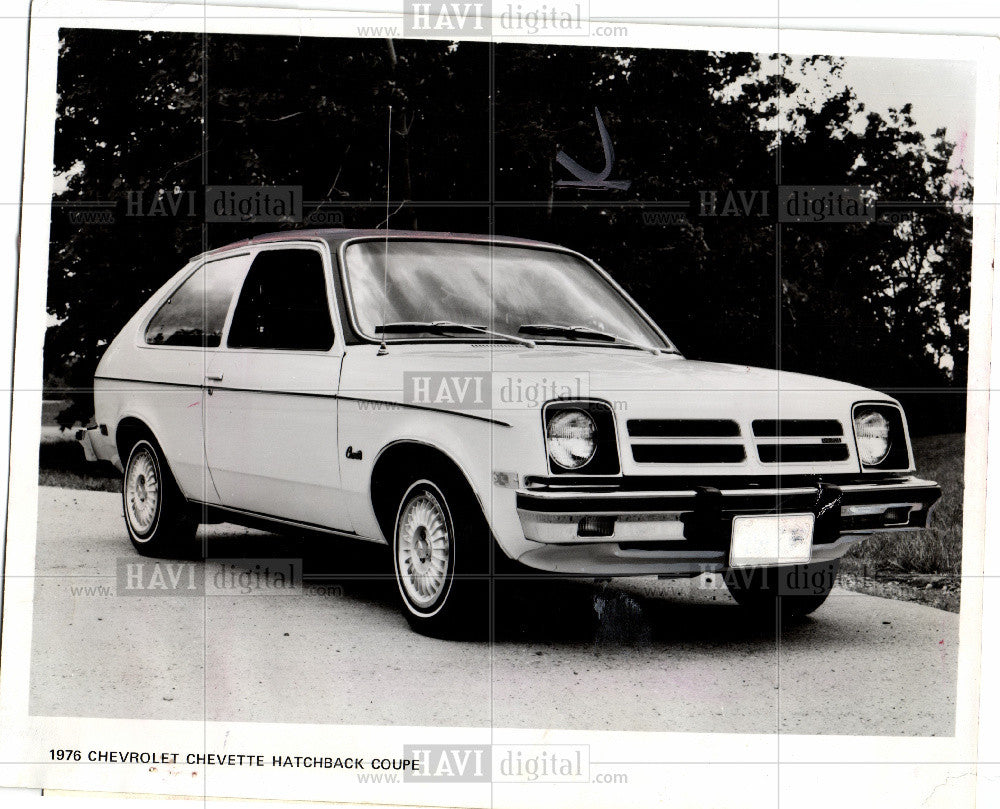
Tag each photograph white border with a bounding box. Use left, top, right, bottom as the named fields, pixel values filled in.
left=0, top=1, right=997, bottom=806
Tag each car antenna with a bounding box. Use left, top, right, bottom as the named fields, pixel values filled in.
left=377, top=105, right=392, bottom=357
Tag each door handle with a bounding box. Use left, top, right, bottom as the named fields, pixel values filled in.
left=205, top=372, right=224, bottom=382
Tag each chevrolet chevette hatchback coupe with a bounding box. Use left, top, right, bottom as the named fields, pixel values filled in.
left=79, top=228, right=941, bottom=636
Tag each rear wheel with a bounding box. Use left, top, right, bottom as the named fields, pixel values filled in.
left=724, top=560, right=839, bottom=620
left=391, top=475, right=490, bottom=638
left=122, top=437, right=198, bottom=557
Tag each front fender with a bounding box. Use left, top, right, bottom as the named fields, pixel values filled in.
left=338, top=399, right=532, bottom=549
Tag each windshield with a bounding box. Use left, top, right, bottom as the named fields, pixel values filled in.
left=342, top=240, right=671, bottom=349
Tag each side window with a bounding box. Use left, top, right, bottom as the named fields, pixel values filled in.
left=145, top=255, right=248, bottom=347
left=227, top=248, right=335, bottom=351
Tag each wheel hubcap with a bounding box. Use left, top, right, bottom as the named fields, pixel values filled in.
left=125, top=447, right=160, bottom=536
left=397, top=490, right=451, bottom=609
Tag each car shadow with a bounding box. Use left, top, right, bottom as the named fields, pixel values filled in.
left=197, top=525, right=401, bottom=612
left=491, top=578, right=809, bottom=647
left=195, top=527, right=821, bottom=648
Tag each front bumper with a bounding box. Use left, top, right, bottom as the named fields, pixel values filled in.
left=514, top=475, right=941, bottom=575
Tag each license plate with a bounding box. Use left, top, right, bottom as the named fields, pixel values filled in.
left=729, top=513, right=814, bottom=568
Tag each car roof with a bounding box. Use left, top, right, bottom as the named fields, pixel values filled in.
left=193, top=228, right=562, bottom=261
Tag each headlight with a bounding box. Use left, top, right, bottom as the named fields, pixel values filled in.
left=546, top=409, right=597, bottom=470
left=853, top=409, right=891, bottom=466
left=542, top=400, right=621, bottom=476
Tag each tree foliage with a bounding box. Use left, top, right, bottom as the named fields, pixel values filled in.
left=48, top=31, right=971, bottom=433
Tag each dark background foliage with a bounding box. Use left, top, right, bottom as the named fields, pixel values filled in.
left=47, top=30, right=972, bottom=434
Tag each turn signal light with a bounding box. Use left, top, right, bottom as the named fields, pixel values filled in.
left=578, top=516, right=616, bottom=537
left=882, top=506, right=911, bottom=526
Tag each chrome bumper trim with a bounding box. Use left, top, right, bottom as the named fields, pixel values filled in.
left=517, top=510, right=687, bottom=544
left=514, top=476, right=942, bottom=548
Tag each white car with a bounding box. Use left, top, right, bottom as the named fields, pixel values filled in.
left=79, top=229, right=941, bottom=636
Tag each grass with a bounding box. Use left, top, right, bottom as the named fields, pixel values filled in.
left=843, top=433, right=965, bottom=577
left=38, top=437, right=121, bottom=493
left=39, top=399, right=122, bottom=492
left=40, top=399, right=68, bottom=424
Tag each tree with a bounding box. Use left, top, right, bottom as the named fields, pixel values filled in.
left=47, top=32, right=972, bottom=435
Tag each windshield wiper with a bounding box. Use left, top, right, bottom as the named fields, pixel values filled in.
left=375, top=321, right=536, bottom=348
left=517, top=323, right=672, bottom=356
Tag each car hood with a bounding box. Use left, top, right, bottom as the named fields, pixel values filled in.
left=478, top=346, right=876, bottom=396
left=345, top=343, right=888, bottom=404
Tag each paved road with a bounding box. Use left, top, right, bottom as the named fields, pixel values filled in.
left=30, top=486, right=958, bottom=735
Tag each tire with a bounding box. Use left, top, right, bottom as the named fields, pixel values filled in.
left=724, top=560, right=839, bottom=620
left=391, top=474, right=490, bottom=638
left=122, top=437, right=198, bottom=557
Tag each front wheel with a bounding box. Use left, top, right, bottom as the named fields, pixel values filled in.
left=123, top=437, right=198, bottom=557
left=392, top=476, right=489, bottom=638
left=724, top=560, right=839, bottom=620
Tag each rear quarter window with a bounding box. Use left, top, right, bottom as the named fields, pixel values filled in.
left=144, top=255, right=249, bottom=347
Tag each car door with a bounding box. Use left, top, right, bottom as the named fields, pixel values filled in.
left=137, top=253, right=251, bottom=502
left=202, top=242, right=353, bottom=532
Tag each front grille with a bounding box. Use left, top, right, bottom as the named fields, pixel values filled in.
left=628, top=419, right=740, bottom=437
left=752, top=419, right=850, bottom=465
left=625, top=418, right=852, bottom=467
left=628, top=419, right=745, bottom=465
left=632, top=444, right=746, bottom=464
left=751, top=419, right=842, bottom=437
left=757, top=444, right=850, bottom=463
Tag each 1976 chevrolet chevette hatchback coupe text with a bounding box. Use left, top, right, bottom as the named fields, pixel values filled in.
left=79, top=229, right=941, bottom=636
